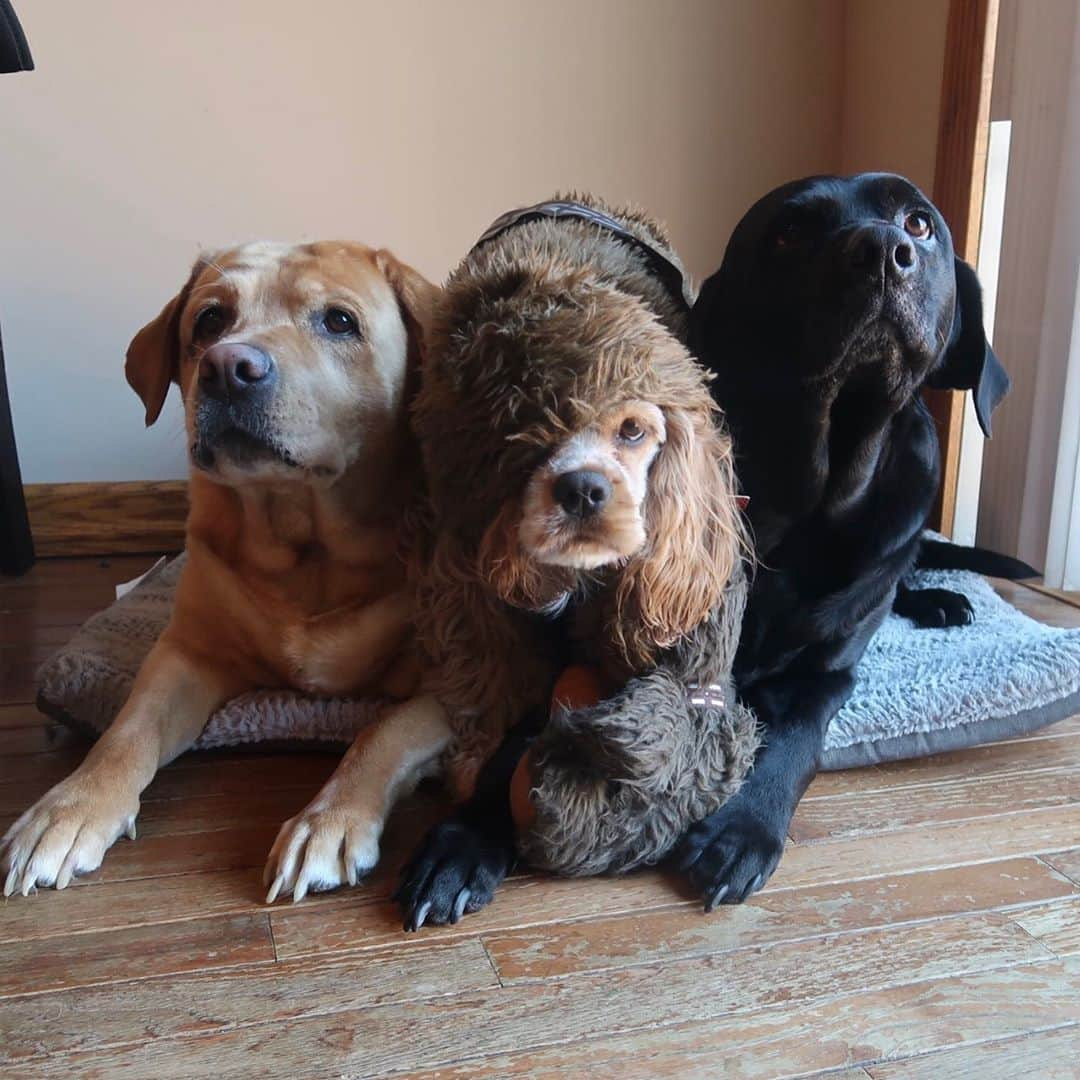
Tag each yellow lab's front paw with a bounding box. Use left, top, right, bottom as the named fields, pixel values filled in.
left=1, top=775, right=139, bottom=897
left=263, top=799, right=381, bottom=904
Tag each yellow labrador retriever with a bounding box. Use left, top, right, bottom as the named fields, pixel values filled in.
left=1, top=241, right=452, bottom=900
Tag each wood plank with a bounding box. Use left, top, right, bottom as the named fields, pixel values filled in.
left=1011, top=897, right=1080, bottom=958
left=0, top=554, right=163, bottom=590
left=0, top=702, right=53, bottom=729
left=0, top=780, right=437, bottom=843
left=868, top=1024, right=1080, bottom=1079
left=0, top=751, right=342, bottom=814
left=808, top=731, right=1080, bottom=798
left=0, top=798, right=439, bottom=943
left=407, top=958, right=1080, bottom=1080
left=483, top=859, right=1075, bottom=982
left=70, top=823, right=278, bottom=885
left=0, top=657, right=39, bottom=704
left=272, top=807, right=1080, bottom=962
left=7, top=913, right=1051, bottom=1077
left=992, top=579, right=1080, bottom=628
left=792, top=767, right=1080, bottom=842
left=0, top=720, right=78, bottom=756
left=0, top=581, right=120, bottom=614
left=0, top=868, right=278, bottom=943
left=273, top=870, right=709, bottom=961
left=0, top=620, right=86, bottom=649
left=6, top=796, right=1079, bottom=952
left=1018, top=580, right=1080, bottom=613
left=24, top=481, right=187, bottom=558
left=775, top=805, right=1080, bottom=891
left=0, top=912, right=274, bottom=999
left=1044, top=848, right=1080, bottom=885
left=0, top=937, right=498, bottom=1066
left=0, top=825, right=278, bottom=911
left=2, top=785, right=327, bottom=840
left=0, top=642, right=71, bottom=666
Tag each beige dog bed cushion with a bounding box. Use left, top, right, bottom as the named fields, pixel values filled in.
left=37, top=556, right=384, bottom=749
left=37, top=553, right=1080, bottom=766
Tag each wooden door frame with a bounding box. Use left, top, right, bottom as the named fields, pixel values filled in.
left=928, top=0, right=1001, bottom=534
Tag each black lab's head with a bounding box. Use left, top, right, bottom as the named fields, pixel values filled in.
left=691, top=173, right=1009, bottom=435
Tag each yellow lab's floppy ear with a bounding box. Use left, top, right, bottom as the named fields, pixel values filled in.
left=124, top=258, right=205, bottom=427
left=374, top=249, right=439, bottom=380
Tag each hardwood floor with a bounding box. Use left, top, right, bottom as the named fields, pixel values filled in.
left=1, top=556, right=1078, bottom=1078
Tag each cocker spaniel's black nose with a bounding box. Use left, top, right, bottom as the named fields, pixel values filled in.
left=553, top=469, right=611, bottom=518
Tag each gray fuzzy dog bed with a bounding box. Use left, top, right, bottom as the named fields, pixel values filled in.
left=36, top=556, right=1080, bottom=768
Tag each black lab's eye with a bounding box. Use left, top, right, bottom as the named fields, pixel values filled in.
left=193, top=306, right=228, bottom=342
left=904, top=211, right=933, bottom=240
left=618, top=418, right=645, bottom=443
left=323, top=307, right=359, bottom=336
left=773, top=222, right=799, bottom=250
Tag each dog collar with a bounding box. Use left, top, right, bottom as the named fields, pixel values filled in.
left=472, top=200, right=693, bottom=314
left=533, top=591, right=572, bottom=621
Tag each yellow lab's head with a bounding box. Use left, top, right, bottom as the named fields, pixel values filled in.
left=125, top=241, right=436, bottom=488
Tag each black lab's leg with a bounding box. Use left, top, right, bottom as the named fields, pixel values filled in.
left=893, top=581, right=974, bottom=628
left=675, top=669, right=854, bottom=909
left=394, top=715, right=539, bottom=932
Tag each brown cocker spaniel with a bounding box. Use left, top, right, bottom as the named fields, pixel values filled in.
left=398, top=196, right=759, bottom=929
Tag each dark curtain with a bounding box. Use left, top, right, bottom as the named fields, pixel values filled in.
left=0, top=1, right=32, bottom=73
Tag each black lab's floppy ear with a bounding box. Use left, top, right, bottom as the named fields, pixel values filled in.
left=125, top=258, right=206, bottom=427
left=927, top=258, right=1010, bottom=437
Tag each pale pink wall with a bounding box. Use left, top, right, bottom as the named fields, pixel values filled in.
left=840, top=0, right=949, bottom=194
left=1, top=0, right=846, bottom=482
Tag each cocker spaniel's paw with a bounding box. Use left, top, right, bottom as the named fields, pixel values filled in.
left=393, top=818, right=511, bottom=932
left=1, top=776, right=138, bottom=897
left=894, top=586, right=974, bottom=628
left=675, top=803, right=785, bottom=911
left=264, top=804, right=380, bottom=904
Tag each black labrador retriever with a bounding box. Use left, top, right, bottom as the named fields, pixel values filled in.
left=396, top=172, right=1031, bottom=928
left=675, top=172, right=1023, bottom=907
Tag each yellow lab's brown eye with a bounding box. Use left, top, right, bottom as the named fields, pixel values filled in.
left=904, top=212, right=933, bottom=240
left=618, top=418, right=645, bottom=443
left=323, top=307, right=359, bottom=335
left=193, top=306, right=227, bottom=342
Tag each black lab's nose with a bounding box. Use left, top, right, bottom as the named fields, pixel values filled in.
left=553, top=470, right=612, bottom=519
left=846, top=224, right=918, bottom=280
left=198, top=343, right=276, bottom=402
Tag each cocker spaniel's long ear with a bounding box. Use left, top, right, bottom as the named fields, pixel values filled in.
left=125, top=258, right=206, bottom=427
left=614, top=405, right=745, bottom=668
left=926, top=258, right=1010, bottom=437
left=375, top=249, right=439, bottom=389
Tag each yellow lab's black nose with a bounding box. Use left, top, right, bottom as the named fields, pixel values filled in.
left=198, top=343, right=276, bottom=402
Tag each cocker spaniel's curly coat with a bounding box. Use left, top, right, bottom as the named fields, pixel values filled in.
left=401, top=196, right=759, bottom=913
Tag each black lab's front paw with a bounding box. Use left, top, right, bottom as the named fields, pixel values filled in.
left=675, top=803, right=786, bottom=911
left=894, top=587, right=974, bottom=628
left=393, top=818, right=512, bottom=932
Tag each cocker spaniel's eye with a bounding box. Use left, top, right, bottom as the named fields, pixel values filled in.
left=618, top=418, right=645, bottom=443
left=903, top=211, right=933, bottom=240
left=323, top=307, right=360, bottom=336
left=193, top=306, right=228, bottom=342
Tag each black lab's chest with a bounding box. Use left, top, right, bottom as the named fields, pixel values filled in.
left=734, top=400, right=939, bottom=683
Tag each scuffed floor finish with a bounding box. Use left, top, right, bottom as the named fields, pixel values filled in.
left=1, top=556, right=1078, bottom=1078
